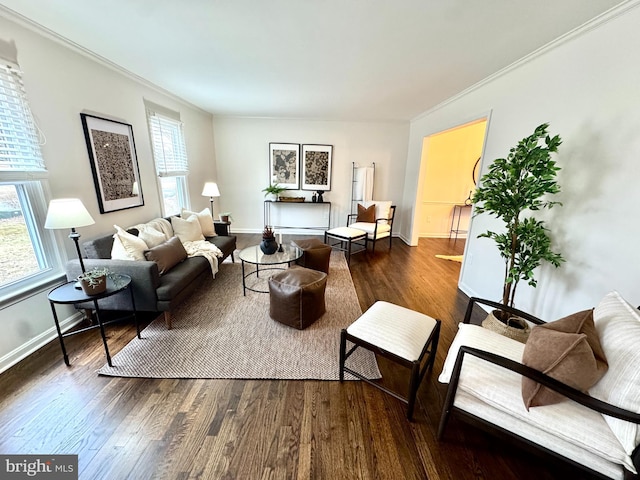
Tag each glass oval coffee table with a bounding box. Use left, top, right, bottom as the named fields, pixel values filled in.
left=238, top=244, right=302, bottom=295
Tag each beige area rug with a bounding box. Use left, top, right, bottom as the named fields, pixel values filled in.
left=98, top=251, right=381, bottom=380
left=435, top=254, right=463, bottom=263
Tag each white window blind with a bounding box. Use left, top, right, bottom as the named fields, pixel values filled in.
left=0, top=63, right=46, bottom=178
left=146, top=110, right=189, bottom=177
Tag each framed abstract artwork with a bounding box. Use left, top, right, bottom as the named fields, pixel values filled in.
left=269, top=143, right=300, bottom=189
left=80, top=113, right=143, bottom=213
left=302, top=144, right=332, bottom=191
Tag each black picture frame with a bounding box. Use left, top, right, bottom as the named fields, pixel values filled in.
left=302, top=144, right=332, bottom=191
left=269, top=143, right=300, bottom=189
left=80, top=113, right=143, bottom=213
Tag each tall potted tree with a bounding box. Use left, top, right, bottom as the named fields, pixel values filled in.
left=472, top=123, right=565, bottom=339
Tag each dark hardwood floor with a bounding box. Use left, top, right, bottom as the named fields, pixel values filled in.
left=0, top=234, right=590, bottom=479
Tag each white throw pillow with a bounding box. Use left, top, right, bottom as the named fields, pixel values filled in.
left=111, top=225, right=148, bottom=261
left=137, top=224, right=167, bottom=249
left=181, top=208, right=216, bottom=237
left=590, top=291, right=640, bottom=456
left=172, top=214, right=205, bottom=242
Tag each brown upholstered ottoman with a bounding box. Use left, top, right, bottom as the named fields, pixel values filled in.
left=268, top=266, right=328, bottom=329
left=291, top=238, right=332, bottom=274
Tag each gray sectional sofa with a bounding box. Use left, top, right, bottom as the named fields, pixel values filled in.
left=65, top=219, right=236, bottom=329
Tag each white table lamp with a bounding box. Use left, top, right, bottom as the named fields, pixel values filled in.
left=202, top=182, right=220, bottom=214
left=45, top=198, right=95, bottom=273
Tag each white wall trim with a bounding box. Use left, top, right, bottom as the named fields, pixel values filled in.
left=0, top=311, right=83, bottom=374
left=0, top=5, right=210, bottom=116
left=411, top=0, right=640, bottom=123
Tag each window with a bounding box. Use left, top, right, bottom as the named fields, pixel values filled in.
left=0, top=60, right=60, bottom=299
left=145, top=101, right=190, bottom=215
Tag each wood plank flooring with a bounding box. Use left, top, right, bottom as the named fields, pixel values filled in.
left=0, top=235, right=591, bottom=479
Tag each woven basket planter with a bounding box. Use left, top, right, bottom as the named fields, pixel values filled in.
left=481, top=310, right=530, bottom=343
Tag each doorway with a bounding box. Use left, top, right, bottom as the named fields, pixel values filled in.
left=416, top=118, right=487, bottom=240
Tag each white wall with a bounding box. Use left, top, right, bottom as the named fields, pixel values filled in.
left=0, top=13, right=216, bottom=371
left=405, top=4, right=640, bottom=319
left=212, top=117, right=409, bottom=236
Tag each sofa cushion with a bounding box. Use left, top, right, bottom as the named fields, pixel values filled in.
left=144, top=236, right=187, bottom=274
left=172, top=214, right=205, bottom=242
left=208, top=235, right=236, bottom=259
left=522, top=309, right=608, bottom=409
left=182, top=208, right=217, bottom=237
left=111, top=225, right=148, bottom=261
left=155, top=256, right=209, bottom=302
left=591, top=291, right=640, bottom=456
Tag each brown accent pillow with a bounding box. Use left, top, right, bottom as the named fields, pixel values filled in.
left=521, top=309, right=608, bottom=409
left=144, top=236, right=187, bottom=274
left=357, top=203, right=376, bottom=223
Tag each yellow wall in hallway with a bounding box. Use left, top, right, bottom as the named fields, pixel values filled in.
left=418, top=119, right=486, bottom=237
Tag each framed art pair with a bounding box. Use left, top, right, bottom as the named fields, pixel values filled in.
left=269, top=143, right=333, bottom=191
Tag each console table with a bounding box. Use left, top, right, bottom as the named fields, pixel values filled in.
left=264, top=200, right=331, bottom=231
left=449, top=204, right=472, bottom=243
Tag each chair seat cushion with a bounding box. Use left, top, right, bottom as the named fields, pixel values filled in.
left=349, top=222, right=391, bottom=238
left=326, top=226, right=367, bottom=239
left=347, top=301, right=437, bottom=361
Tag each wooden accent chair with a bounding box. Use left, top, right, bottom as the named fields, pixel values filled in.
left=347, top=201, right=396, bottom=253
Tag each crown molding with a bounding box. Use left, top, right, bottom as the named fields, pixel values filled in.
left=411, top=0, right=640, bottom=123
left=0, top=5, right=210, bottom=116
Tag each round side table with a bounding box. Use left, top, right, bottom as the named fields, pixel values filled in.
left=48, top=273, right=140, bottom=367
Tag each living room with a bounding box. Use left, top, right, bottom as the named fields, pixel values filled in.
left=1, top=1, right=640, bottom=478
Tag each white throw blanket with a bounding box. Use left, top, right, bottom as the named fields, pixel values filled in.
left=183, top=240, right=223, bottom=277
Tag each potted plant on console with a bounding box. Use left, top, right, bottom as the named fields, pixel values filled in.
left=262, top=182, right=286, bottom=201
left=472, top=123, right=565, bottom=342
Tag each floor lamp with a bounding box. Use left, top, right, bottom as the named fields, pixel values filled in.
left=201, top=182, right=220, bottom=215
left=45, top=198, right=95, bottom=273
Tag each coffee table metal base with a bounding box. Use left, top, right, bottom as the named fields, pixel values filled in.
left=238, top=244, right=303, bottom=295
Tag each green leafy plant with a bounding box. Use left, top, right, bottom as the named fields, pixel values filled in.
left=472, top=123, right=565, bottom=320
left=262, top=183, right=286, bottom=197
left=77, top=267, right=109, bottom=287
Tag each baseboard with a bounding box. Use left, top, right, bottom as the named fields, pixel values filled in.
left=0, top=311, right=84, bottom=374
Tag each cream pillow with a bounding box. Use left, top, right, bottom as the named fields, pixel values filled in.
left=171, top=214, right=205, bottom=242
left=590, top=291, right=640, bottom=455
left=137, top=224, right=167, bottom=248
left=181, top=208, right=216, bottom=237
left=111, top=225, right=148, bottom=261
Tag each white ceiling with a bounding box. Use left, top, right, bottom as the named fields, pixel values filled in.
left=0, top=0, right=627, bottom=121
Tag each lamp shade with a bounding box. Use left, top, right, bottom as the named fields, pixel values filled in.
left=44, top=198, right=95, bottom=229
left=201, top=182, right=220, bottom=197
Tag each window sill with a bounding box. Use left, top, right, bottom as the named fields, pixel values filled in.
left=0, top=272, right=67, bottom=310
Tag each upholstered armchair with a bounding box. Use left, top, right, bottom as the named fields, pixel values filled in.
left=347, top=201, right=396, bottom=253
